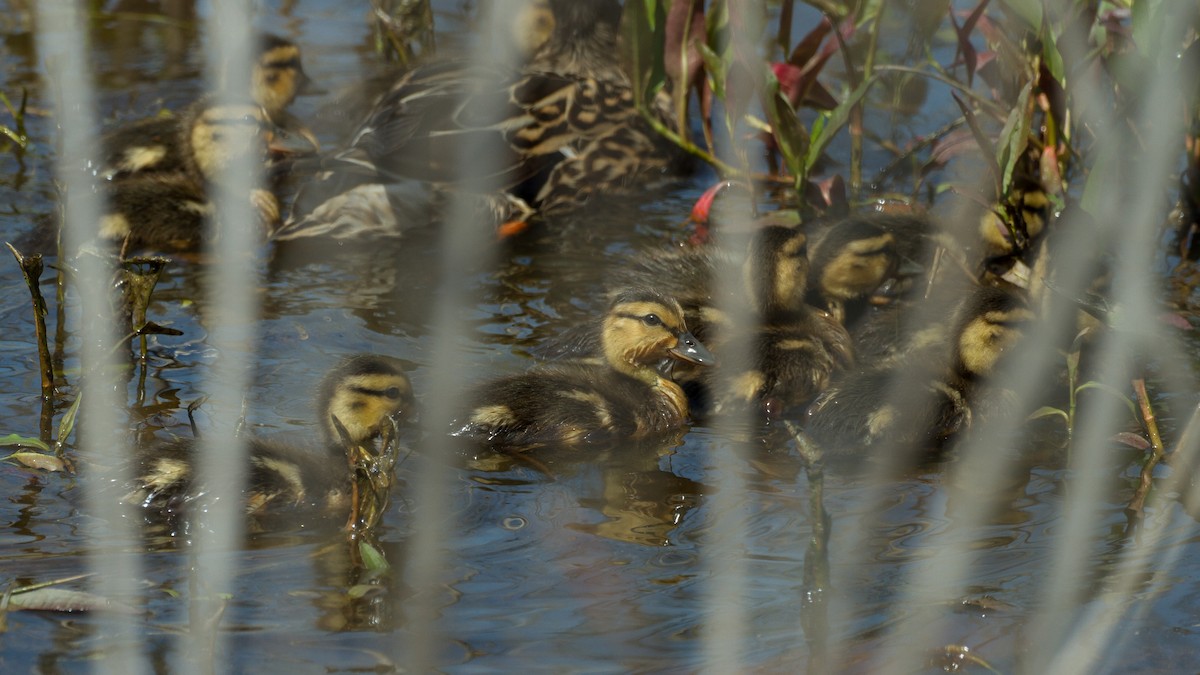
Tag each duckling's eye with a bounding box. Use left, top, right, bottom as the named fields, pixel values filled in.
left=384, top=386, right=404, bottom=400
left=642, top=313, right=662, bottom=327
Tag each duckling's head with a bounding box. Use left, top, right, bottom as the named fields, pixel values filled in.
left=602, top=288, right=716, bottom=382
left=186, top=100, right=273, bottom=181
left=810, top=217, right=899, bottom=304
left=979, top=184, right=1050, bottom=260
left=744, top=225, right=809, bottom=314
left=511, top=0, right=556, bottom=58
left=955, top=287, right=1036, bottom=377
left=527, top=0, right=624, bottom=78
left=317, top=354, right=414, bottom=446
left=251, top=34, right=318, bottom=118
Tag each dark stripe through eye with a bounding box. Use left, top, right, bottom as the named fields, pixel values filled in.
left=264, top=58, right=301, bottom=70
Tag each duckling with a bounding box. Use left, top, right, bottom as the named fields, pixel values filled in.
left=124, top=354, right=413, bottom=528
left=451, top=288, right=714, bottom=449
left=96, top=99, right=310, bottom=252
left=92, top=35, right=319, bottom=182
left=248, top=32, right=322, bottom=147
left=804, top=286, right=1034, bottom=460
left=284, top=0, right=681, bottom=240
left=541, top=226, right=853, bottom=417
left=805, top=213, right=915, bottom=325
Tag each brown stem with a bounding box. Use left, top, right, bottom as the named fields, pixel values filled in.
left=1127, top=378, right=1165, bottom=522
left=6, top=244, right=54, bottom=404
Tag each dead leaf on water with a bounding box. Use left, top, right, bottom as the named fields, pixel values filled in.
left=5, top=452, right=66, bottom=472
left=7, top=587, right=140, bottom=615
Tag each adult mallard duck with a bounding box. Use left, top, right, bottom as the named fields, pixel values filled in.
left=280, top=0, right=682, bottom=241
left=451, top=288, right=713, bottom=450
left=125, top=354, right=413, bottom=529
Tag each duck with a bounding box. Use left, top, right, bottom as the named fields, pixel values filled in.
left=804, top=285, right=1034, bottom=461
left=95, top=98, right=311, bottom=253
left=451, top=288, right=714, bottom=450
left=281, top=0, right=682, bottom=241
left=124, top=354, right=414, bottom=530
left=91, top=34, right=319, bottom=182
left=539, top=226, right=853, bottom=417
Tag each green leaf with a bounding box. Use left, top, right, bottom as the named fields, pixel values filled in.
left=997, top=81, right=1033, bottom=191
left=358, top=540, right=390, bottom=573
left=642, top=0, right=657, bottom=31
left=1000, top=0, right=1042, bottom=30
left=0, top=434, right=49, bottom=451
left=697, top=42, right=726, bottom=100
left=807, top=75, right=876, bottom=174
left=1075, top=382, right=1139, bottom=420
left=56, top=392, right=83, bottom=449
left=1043, top=29, right=1065, bottom=85
left=763, top=70, right=810, bottom=187
left=1028, top=406, right=1069, bottom=422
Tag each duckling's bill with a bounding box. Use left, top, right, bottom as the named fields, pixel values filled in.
left=670, top=330, right=716, bottom=366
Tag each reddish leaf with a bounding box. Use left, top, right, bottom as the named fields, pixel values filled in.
left=787, top=16, right=833, bottom=67
left=928, top=128, right=982, bottom=168
left=690, top=180, right=737, bottom=224
left=1112, top=431, right=1151, bottom=451
left=951, top=0, right=992, bottom=85
left=1159, top=312, right=1194, bottom=330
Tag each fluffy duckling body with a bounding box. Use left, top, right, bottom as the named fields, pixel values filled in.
left=96, top=100, right=305, bottom=252
left=543, top=227, right=852, bottom=416
left=125, top=354, right=413, bottom=527
left=93, top=34, right=318, bottom=182
left=805, top=286, right=1034, bottom=459
left=805, top=213, right=920, bottom=325
left=284, top=0, right=680, bottom=240
left=452, top=289, right=714, bottom=449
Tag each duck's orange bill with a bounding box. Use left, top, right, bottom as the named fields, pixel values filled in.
left=496, top=219, right=531, bottom=239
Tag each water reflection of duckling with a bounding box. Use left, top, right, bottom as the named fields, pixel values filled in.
left=805, top=286, right=1034, bottom=459
left=452, top=289, right=714, bottom=449
left=285, top=0, right=680, bottom=240
left=97, top=101, right=310, bottom=252
left=125, top=354, right=413, bottom=528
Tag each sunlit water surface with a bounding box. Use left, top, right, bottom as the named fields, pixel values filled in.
left=1, top=1, right=1199, bottom=672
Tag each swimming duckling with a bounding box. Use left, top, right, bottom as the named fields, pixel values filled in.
left=93, top=35, right=318, bottom=182
left=541, top=226, right=852, bottom=417
left=805, top=213, right=915, bottom=325
left=805, top=286, right=1034, bottom=459
left=125, top=354, right=413, bottom=528
left=96, top=100, right=309, bottom=252
left=452, top=288, right=714, bottom=449
left=284, top=0, right=681, bottom=240
left=248, top=33, right=322, bottom=148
